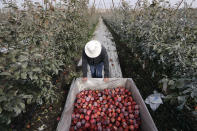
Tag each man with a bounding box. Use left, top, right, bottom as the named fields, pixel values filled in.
left=82, top=40, right=109, bottom=82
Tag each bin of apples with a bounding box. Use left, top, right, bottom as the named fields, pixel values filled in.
left=70, top=87, right=141, bottom=131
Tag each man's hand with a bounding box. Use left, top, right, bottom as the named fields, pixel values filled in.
left=82, top=77, right=87, bottom=82
left=104, top=78, right=109, bottom=82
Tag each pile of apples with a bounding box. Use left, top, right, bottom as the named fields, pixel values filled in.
left=70, top=87, right=140, bottom=131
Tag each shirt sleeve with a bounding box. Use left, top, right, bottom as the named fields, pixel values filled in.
left=82, top=50, right=88, bottom=77
left=103, top=47, right=109, bottom=78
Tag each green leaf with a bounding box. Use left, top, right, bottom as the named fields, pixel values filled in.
left=168, top=80, right=175, bottom=85
left=0, top=96, right=7, bottom=102
left=27, top=98, right=32, bottom=104
left=34, top=54, right=43, bottom=59
left=32, top=75, right=38, bottom=80
left=177, top=96, right=187, bottom=104
left=183, top=88, right=192, bottom=94
left=191, top=91, right=197, bottom=98
left=18, top=55, right=28, bottom=62
left=176, top=79, right=185, bottom=89
left=13, top=106, right=22, bottom=116
left=32, top=67, right=42, bottom=73
left=37, top=98, right=43, bottom=105
left=177, top=102, right=185, bottom=110
left=0, top=72, right=11, bottom=76
left=21, top=62, right=28, bottom=69
left=14, top=71, right=20, bottom=80
left=28, top=72, right=33, bottom=80
left=7, top=119, right=11, bottom=125
left=19, top=102, right=25, bottom=110
left=19, top=94, right=33, bottom=99
left=55, top=68, right=58, bottom=75
left=0, top=66, right=4, bottom=69
left=194, top=98, right=197, bottom=103
left=165, top=94, right=174, bottom=99
left=21, top=72, right=27, bottom=79
left=160, top=78, right=168, bottom=92
left=0, top=106, right=2, bottom=114
left=0, top=88, right=3, bottom=94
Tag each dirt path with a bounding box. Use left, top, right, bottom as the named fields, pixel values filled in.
left=78, top=18, right=122, bottom=78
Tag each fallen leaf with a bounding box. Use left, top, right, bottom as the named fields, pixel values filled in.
left=26, top=124, right=30, bottom=129
left=37, top=116, right=41, bottom=121
left=38, top=124, right=47, bottom=131
left=57, top=116, right=60, bottom=121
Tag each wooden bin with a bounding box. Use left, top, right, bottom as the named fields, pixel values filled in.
left=57, top=78, right=158, bottom=131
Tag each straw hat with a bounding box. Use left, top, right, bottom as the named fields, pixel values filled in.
left=85, top=40, right=102, bottom=58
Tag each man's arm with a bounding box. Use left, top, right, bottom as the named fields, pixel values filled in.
left=103, top=47, right=109, bottom=78
left=82, top=50, right=88, bottom=77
